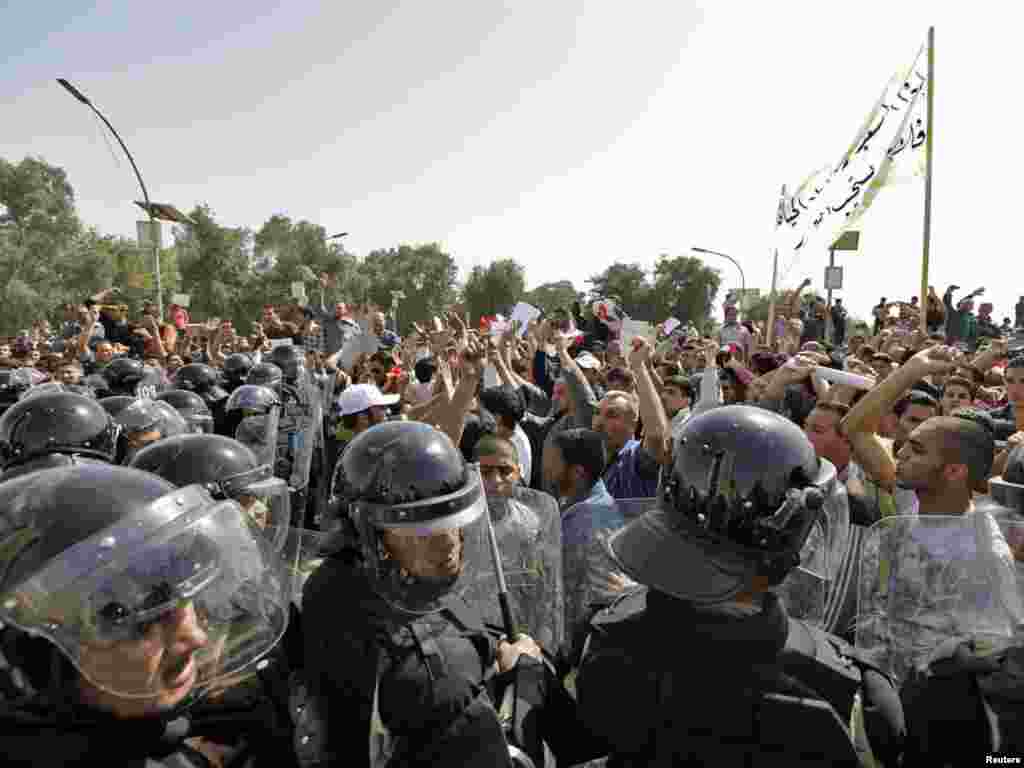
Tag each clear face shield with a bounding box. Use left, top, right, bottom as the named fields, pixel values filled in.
left=219, top=465, right=291, bottom=551
left=352, top=466, right=489, bottom=616
left=185, top=412, right=214, bottom=434
left=0, top=484, right=298, bottom=701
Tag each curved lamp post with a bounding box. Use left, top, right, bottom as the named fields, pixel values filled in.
left=692, top=246, right=748, bottom=318
left=57, top=78, right=165, bottom=318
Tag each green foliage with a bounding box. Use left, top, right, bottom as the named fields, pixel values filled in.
left=586, top=263, right=650, bottom=319
left=649, top=254, right=721, bottom=326
left=461, top=258, right=526, bottom=325
left=523, top=280, right=583, bottom=315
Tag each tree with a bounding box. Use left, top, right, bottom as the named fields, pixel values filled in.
left=523, top=280, right=583, bottom=315
left=358, top=243, right=459, bottom=333
left=649, top=254, right=721, bottom=327
left=587, top=263, right=651, bottom=320
left=174, top=205, right=253, bottom=327
left=461, top=258, right=526, bottom=325
left=0, top=157, right=88, bottom=333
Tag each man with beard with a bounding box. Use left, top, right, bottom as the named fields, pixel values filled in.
left=298, top=421, right=556, bottom=767
left=661, top=375, right=693, bottom=443
left=473, top=434, right=564, bottom=650
left=542, top=427, right=627, bottom=641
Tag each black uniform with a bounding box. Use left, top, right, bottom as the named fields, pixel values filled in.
left=570, top=406, right=904, bottom=766
left=295, top=421, right=558, bottom=767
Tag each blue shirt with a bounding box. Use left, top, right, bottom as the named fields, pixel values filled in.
left=603, top=439, right=661, bottom=500
left=561, top=479, right=622, bottom=550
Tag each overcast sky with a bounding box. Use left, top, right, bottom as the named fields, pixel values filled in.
left=2, top=1, right=1020, bottom=323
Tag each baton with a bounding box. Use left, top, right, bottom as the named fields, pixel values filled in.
left=482, top=497, right=520, bottom=643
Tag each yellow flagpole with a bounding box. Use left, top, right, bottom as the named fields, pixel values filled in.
left=919, top=26, right=935, bottom=337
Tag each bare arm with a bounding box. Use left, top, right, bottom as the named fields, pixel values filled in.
left=629, top=339, right=670, bottom=465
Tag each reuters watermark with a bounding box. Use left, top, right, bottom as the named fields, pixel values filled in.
left=986, top=758, right=1022, bottom=765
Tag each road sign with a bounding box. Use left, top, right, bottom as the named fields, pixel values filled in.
left=831, top=230, right=860, bottom=251
left=825, top=266, right=844, bottom=290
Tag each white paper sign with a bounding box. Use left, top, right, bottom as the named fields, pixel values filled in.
left=172, top=293, right=191, bottom=308
left=483, top=364, right=499, bottom=389
left=621, top=320, right=655, bottom=351
left=510, top=302, right=541, bottom=337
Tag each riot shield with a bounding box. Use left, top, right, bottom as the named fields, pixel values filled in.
left=855, top=512, right=1024, bottom=685
left=278, top=526, right=333, bottom=606
left=563, top=497, right=652, bottom=638
left=235, top=406, right=281, bottom=470
left=775, top=484, right=846, bottom=629
left=278, top=373, right=321, bottom=494
left=457, top=487, right=565, bottom=649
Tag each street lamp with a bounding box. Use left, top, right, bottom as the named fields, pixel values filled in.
left=691, top=246, right=747, bottom=318
left=57, top=78, right=171, bottom=319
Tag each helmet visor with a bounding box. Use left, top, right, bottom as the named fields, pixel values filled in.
left=222, top=468, right=291, bottom=549
left=0, top=484, right=298, bottom=699
left=185, top=412, right=214, bottom=434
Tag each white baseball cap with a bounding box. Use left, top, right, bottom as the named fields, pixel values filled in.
left=575, top=352, right=603, bottom=371
left=337, top=383, right=400, bottom=416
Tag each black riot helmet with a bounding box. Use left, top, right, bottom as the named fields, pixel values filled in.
left=115, top=399, right=189, bottom=463
left=155, top=389, right=214, bottom=434
left=0, top=391, right=119, bottom=470
left=225, top=384, right=281, bottom=416
left=98, top=395, right=137, bottom=420
left=268, top=345, right=304, bottom=383
left=130, top=433, right=290, bottom=543
left=335, top=420, right=487, bottom=616
left=0, top=463, right=297, bottom=703
left=172, top=363, right=228, bottom=404
left=246, top=362, right=283, bottom=392
left=223, top=353, right=254, bottom=388
left=991, top=443, right=1024, bottom=511
left=0, top=452, right=106, bottom=483
left=610, top=405, right=836, bottom=604
left=102, top=357, right=145, bottom=395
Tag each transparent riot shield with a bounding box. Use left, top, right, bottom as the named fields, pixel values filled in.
left=855, top=512, right=1024, bottom=685
left=280, top=375, right=321, bottom=494
left=775, top=485, right=846, bottom=629
left=564, top=497, right=653, bottom=638
left=458, top=487, right=565, bottom=649
left=235, top=406, right=281, bottom=470
left=278, top=526, right=333, bottom=606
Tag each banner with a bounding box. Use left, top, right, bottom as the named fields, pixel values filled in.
left=778, top=39, right=928, bottom=254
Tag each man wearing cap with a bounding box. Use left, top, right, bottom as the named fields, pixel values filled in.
left=717, top=305, right=751, bottom=364
left=325, top=383, right=400, bottom=530
left=574, top=350, right=605, bottom=400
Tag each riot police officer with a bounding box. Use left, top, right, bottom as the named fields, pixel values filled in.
left=572, top=405, right=903, bottom=766
left=223, top=352, right=255, bottom=393
left=98, top=394, right=137, bottom=420
left=156, top=389, right=215, bottom=434
left=247, top=361, right=284, bottom=393
left=0, top=463, right=302, bottom=767
left=223, top=384, right=282, bottom=467
left=0, top=391, right=119, bottom=479
left=103, top=356, right=162, bottom=398
left=113, top=398, right=189, bottom=463
left=172, top=363, right=230, bottom=435
left=297, top=420, right=552, bottom=767
left=130, top=432, right=291, bottom=546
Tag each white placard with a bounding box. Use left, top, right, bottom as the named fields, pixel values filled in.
left=621, top=319, right=655, bottom=351
left=510, top=302, right=541, bottom=337
left=172, top=293, right=190, bottom=307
